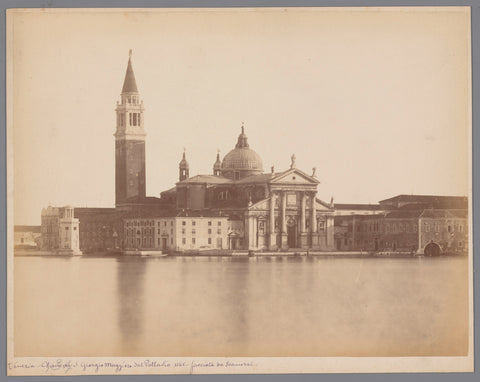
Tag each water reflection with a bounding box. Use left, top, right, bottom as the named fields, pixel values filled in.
left=116, top=256, right=147, bottom=353
left=14, top=254, right=469, bottom=357
left=221, top=257, right=249, bottom=351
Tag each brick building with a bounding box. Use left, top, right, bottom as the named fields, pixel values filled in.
left=334, top=195, right=468, bottom=255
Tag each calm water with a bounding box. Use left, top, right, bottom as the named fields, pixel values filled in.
left=14, top=254, right=469, bottom=357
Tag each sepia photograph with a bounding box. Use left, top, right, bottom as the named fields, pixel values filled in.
left=6, top=7, right=473, bottom=375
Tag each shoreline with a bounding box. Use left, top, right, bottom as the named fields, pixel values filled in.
left=14, top=249, right=467, bottom=259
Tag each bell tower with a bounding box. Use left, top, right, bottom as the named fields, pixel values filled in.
left=114, top=50, right=146, bottom=206
left=179, top=150, right=189, bottom=181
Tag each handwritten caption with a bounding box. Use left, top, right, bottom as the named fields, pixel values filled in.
left=8, top=359, right=258, bottom=375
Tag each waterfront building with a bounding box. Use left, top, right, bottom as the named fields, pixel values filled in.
left=124, top=213, right=229, bottom=251
left=14, top=225, right=41, bottom=249
left=40, top=206, right=82, bottom=255
left=333, top=195, right=468, bottom=255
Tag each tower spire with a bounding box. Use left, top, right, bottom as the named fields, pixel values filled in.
left=122, top=50, right=138, bottom=93
left=213, top=149, right=222, bottom=176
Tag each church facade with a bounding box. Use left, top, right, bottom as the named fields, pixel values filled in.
left=169, top=129, right=335, bottom=251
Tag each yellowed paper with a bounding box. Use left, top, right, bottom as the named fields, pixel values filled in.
left=7, top=7, right=473, bottom=375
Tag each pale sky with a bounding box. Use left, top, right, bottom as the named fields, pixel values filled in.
left=10, top=8, right=471, bottom=225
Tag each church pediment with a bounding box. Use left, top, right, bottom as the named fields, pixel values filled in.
left=316, top=198, right=334, bottom=211
left=270, top=168, right=319, bottom=185
left=247, top=198, right=270, bottom=211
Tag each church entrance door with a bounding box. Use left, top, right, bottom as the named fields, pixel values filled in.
left=287, top=218, right=297, bottom=248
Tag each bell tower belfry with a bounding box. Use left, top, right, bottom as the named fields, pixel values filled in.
left=114, top=50, right=146, bottom=206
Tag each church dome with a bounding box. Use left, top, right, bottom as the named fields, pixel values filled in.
left=221, top=126, right=263, bottom=179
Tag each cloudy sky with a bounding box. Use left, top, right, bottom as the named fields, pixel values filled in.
left=10, top=7, right=471, bottom=225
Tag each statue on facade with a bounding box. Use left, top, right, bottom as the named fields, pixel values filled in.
left=312, top=167, right=317, bottom=177
left=290, top=153, right=296, bottom=168
left=271, top=165, right=275, bottom=174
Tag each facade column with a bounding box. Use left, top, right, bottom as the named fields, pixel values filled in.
left=326, top=216, right=334, bottom=250
left=301, top=193, right=306, bottom=232
left=310, top=192, right=318, bottom=247
left=248, top=215, right=256, bottom=250
left=281, top=191, right=288, bottom=248
left=416, top=217, right=423, bottom=255
left=253, top=216, right=258, bottom=249
left=269, top=193, right=277, bottom=250
left=300, top=192, right=308, bottom=247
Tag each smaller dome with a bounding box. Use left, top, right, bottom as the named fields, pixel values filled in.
left=179, top=151, right=189, bottom=169
left=213, top=152, right=222, bottom=170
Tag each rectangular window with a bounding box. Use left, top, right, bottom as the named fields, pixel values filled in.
left=65, top=227, right=69, bottom=231
left=192, top=229, right=196, bottom=235
left=133, top=113, right=137, bottom=126
left=73, top=227, right=77, bottom=230
left=182, top=221, right=186, bottom=226
left=164, top=221, right=167, bottom=226
left=218, top=221, right=221, bottom=226
left=287, top=193, right=297, bottom=206
left=208, top=238, right=212, bottom=244
left=192, top=221, right=196, bottom=226
left=208, top=229, right=212, bottom=234
left=458, top=241, right=463, bottom=247
left=182, top=238, right=186, bottom=245
left=208, top=221, right=212, bottom=226
left=217, top=229, right=221, bottom=235
left=192, top=238, right=196, bottom=244
left=182, top=229, right=186, bottom=235
left=425, top=223, right=430, bottom=232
